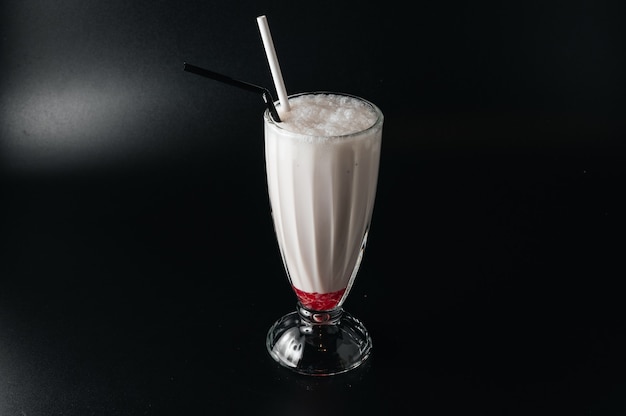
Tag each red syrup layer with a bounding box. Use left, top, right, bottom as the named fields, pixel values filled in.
left=292, top=286, right=347, bottom=311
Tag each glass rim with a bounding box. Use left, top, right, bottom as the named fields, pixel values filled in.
left=264, top=91, right=384, bottom=140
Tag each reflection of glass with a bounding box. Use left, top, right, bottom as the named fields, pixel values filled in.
left=264, top=92, right=383, bottom=376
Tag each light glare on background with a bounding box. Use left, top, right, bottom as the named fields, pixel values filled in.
left=0, top=0, right=193, bottom=175
left=1, top=80, right=155, bottom=172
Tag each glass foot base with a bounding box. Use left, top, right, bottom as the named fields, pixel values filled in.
left=266, top=304, right=372, bottom=376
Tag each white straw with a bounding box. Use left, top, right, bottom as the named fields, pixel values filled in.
left=256, top=15, right=290, bottom=112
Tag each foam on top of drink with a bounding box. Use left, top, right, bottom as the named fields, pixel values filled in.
left=276, top=93, right=378, bottom=137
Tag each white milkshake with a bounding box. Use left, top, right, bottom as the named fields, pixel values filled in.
left=264, top=92, right=383, bottom=311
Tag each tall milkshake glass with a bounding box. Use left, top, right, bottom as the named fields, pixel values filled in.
left=264, top=92, right=383, bottom=376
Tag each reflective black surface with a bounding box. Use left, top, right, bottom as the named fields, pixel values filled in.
left=3, top=130, right=625, bottom=414
left=2, top=0, right=626, bottom=414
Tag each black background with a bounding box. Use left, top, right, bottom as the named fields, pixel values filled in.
left=1, top=1, right=625, bottom=414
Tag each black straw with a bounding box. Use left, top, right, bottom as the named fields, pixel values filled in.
left=183, top=62, right=281, bottom=122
